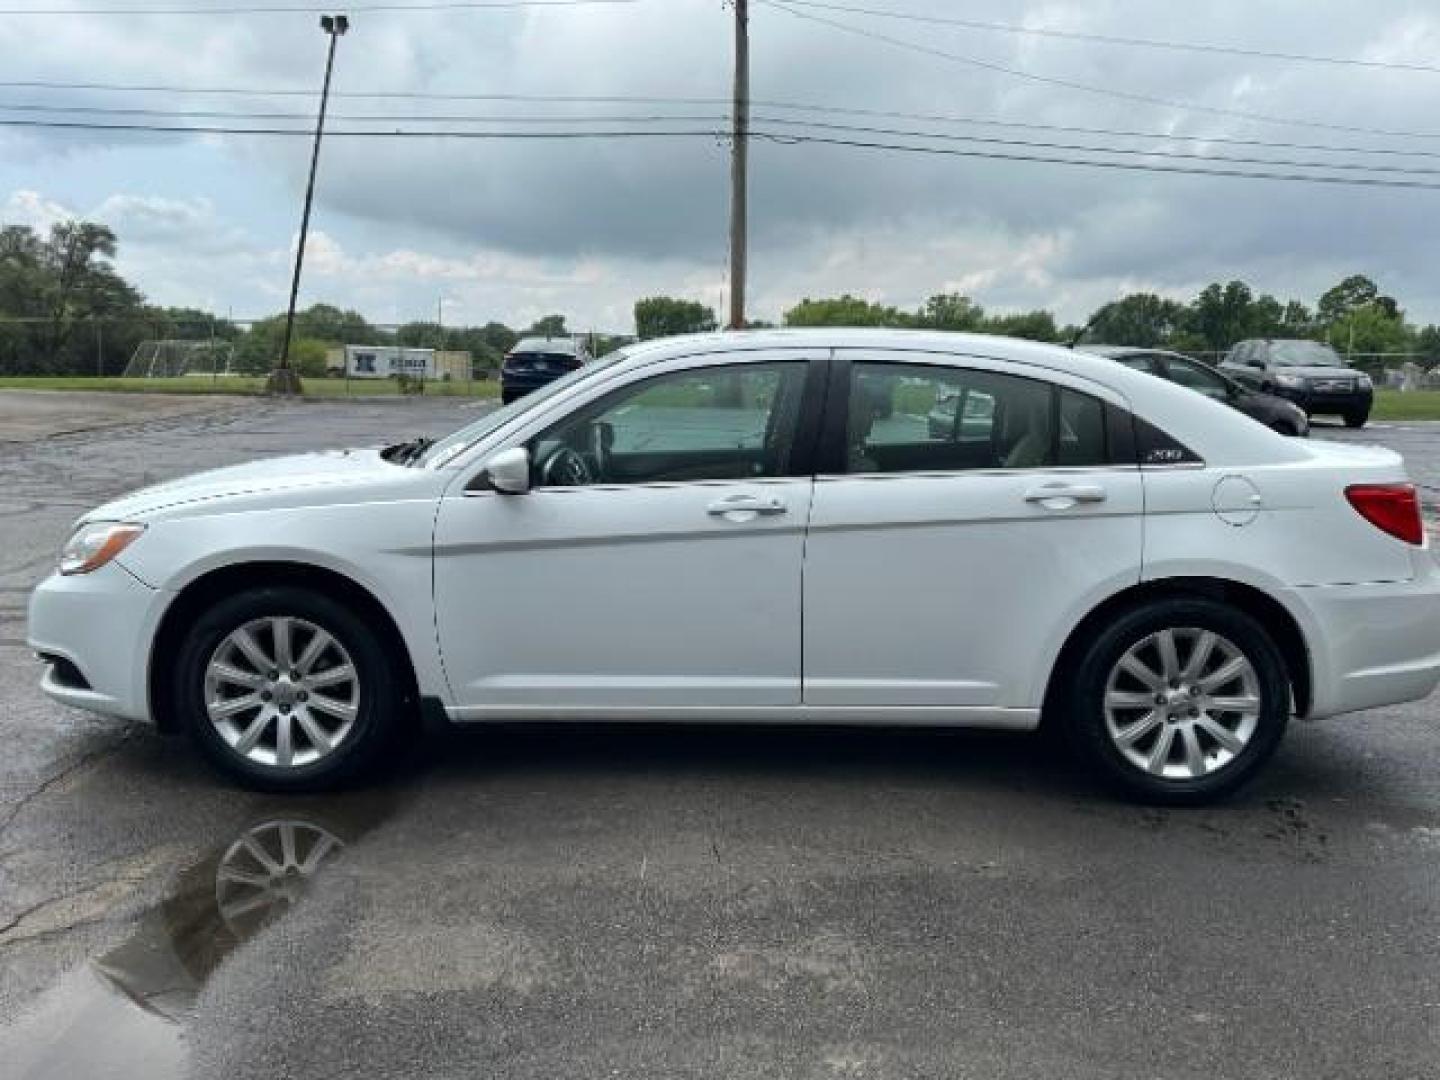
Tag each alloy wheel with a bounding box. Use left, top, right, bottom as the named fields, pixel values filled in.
left=1102, top=627, right=1262, bottom=781
left=203, top=616, right=361, bottom=769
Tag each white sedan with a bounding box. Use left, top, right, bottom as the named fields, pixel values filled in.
left=28, top=330, right=1440, bottom=802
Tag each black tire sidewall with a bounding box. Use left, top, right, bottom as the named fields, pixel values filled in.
left=173, top=585, right=401, bottom=791
left=1066, top=598, right=1290, bottom=805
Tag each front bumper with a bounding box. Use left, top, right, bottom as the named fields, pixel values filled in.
left=1288, top=549, right=1440, bottom=718
left=1274, top=386, right=1373, bottom=417
left=27, top=561, right=164, bottom=721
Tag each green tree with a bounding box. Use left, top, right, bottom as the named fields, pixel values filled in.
left=1085, top=293, right=1186, bottom=347
left=1416, top=325, right=1440, bottom=365
left=915, top=293, right=984, bottom=332
left=1318, top=275, right=1382, bottom=325
left=634, top=296, right=718, bottom=339
left=1325, top=304, right=1412, bottom=360
left=528, top=314, right=568, bottom=337
left=983, top=309, right=1059, bottom=342
left=784, top=294, right=912, bottom=328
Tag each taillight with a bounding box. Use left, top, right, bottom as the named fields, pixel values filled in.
left=1345, top=484, right=1424, bottom=546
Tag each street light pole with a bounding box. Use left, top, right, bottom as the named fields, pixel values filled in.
left=270, top=13, right=349, bottom=396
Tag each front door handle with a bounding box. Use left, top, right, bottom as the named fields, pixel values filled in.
left=1023, top=482, right=1108, bottom=508
left=707, top=494, right=787, bottom=517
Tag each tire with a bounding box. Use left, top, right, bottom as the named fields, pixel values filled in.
left=1269, top=420, right=1297, bottom=437
left=1343, top=409, right=1369, bottom=429
left=1063, top=598, right=1290, bottom=805
left=172, top=585, right=406, bottom=792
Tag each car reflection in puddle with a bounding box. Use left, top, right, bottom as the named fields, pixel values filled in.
left=94, top=817, right=348, bottom=1020
left=2, top=795, right=395, bottom=1079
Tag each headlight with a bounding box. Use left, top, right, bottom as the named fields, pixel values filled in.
left=1357, top=373, right=1373, bottom=388
left=59, top=522, right=145, bottom=576
left=1274, top=373, right=1306, bottom=389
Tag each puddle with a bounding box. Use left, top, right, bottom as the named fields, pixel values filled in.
left=0, top=793, right=397, bottom=1079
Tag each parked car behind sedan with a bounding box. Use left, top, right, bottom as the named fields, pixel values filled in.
left=1081, top=345, right=1310, bottom=436
left=500, top=335, right=589, bottom=404
left=1220, top=339, right=1374, bottom=428
left=29, top=330, right=1440, bottom=805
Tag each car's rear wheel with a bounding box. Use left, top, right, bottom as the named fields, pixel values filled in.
left=1343, top=408, right=1370, bottom=429
left=1064, top=599, right=1289, bottom=804
left=173, top=586, right=404, bottom=791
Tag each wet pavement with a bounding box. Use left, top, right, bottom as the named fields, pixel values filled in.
left=1, top=400, right=1438, bottom=1079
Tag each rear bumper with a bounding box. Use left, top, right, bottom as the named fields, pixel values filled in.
left=500, top=371, right=566, bottom=396
left=27, top=561, right=164, bottom=721
left=1287, top=552, right=1440, bottom=718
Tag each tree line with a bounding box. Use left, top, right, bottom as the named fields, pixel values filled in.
left=3, top=219, right=1437, bottom=377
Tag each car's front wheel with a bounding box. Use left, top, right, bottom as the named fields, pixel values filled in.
left=173, top=586, right=404, bottom=791
left=1064, top=599, right=1290, bottom=804
left=1343, top=408, right=1370, bottom=429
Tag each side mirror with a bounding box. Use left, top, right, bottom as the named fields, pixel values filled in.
left=474, top=446, right=531, bottom=494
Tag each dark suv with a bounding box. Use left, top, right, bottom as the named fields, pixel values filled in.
left=1220, top=339, right=1373, bottom=428
left=500, top=336, right=589, bottom=404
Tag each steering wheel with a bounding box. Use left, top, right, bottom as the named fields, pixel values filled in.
left=540, top=446, right=594, bottom=487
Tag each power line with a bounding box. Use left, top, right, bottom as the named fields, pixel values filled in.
left=0, top=0, right=634, bottom=13
left=6, top=100, right=1440, bottom=174
left=753, top=131, right=1440, bottom=192
left=757, top=0, right=1440, bottom=141
left=10, top=72, right=1440, bottom=151
left=4, top=115, right=1440, bottom=190
left=777, top=0, right=1440, bottom=76
left=10, top=78, right=1440, bottom=155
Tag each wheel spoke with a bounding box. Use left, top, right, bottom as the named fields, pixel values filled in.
left=234, top=709, right=271, bottom=754
left=1198, top=716, right=1247, bottom=754
left=231, top=626, right=273, bottom=673
left=272, top=618, right=294, bottom=669
left=1115, top=710, right=1163, bottom=748
left=298, top=832, right=342, bottom=874
left=1119, top=653, right=1163, bottom=691
left=279, top=823, right=298, bottom=869
left=220, top=889, right=279, bottom=921
left=241, top=834, right=284, bottom=876
left=1155, top=630, right=1181, bottom=681
left=1105, top=690, right=1155, bottom=710
left=308, top=694, right=357, bottom=722
left=296, top=628, right=334, bottom=675
left=217, top=865, right=271, bottom=889
left=1146, top=724, right=1177, bottom=774
left=1208, top=695, right=1260, bottom=714
left=210, top=692, right=261, bottom=719
left=296, top=710, right=333, bottom=754
left=1200, top=656, right=1249, bottom=693
left=1182, top=631, right=1217, bottom=680
left=274, top=712, right=295, bottom=768
left=209, top=662, right=264, bottom=689
left=306, top=663, right=355, bottom=690
left=1181, top=726, right=1207, bottom=778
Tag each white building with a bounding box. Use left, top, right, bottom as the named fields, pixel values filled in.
left=341, top=345, right=436, bottom=379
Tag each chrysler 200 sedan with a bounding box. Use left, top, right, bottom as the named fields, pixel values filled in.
left=28, top=330, right=1440, bottom=803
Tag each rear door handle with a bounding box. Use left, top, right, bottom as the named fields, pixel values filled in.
left=707, top=494, right=787, bottom=517
left=1024, top=482, right=1108, bottom=508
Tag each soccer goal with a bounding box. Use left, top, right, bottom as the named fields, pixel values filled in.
left=121, top=339, right=238, bottom=379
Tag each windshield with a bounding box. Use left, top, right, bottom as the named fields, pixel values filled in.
left=1268, top=340, right=1345, bottom=367
left=415, top=348, right=629, bottom=467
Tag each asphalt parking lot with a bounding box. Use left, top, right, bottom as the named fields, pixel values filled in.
left=1, top=396, right=1438, bottom=1079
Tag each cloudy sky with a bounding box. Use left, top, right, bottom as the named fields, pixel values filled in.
left=2, top=0, right=1439, bottom=332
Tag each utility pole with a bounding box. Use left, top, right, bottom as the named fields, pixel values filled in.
left=270, top=13, right=349, bottom=395
left=727, top=0, right=749, bottom=330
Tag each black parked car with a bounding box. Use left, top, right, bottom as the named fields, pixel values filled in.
left=1081, top=346, right=1310, bottom=436
left=500, top=336, right=589, bottom=404
left=1219, top=339, right=1373, bottom=428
